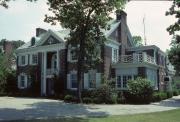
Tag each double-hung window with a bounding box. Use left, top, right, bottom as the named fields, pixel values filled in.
left=32, top=54, right=38, bottom=65
left=89, top=70, right=96, bottom=88
left=71, top=50, right=77, bottom=61
left=21, top=56, right=26, bottom=65
left=112, top=48, right=118, bottom=63
left=20, top=75, right=25, bottom=88
left=71, top=73, right=77, bottom=88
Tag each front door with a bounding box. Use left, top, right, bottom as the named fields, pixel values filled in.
left=46, top=78, right=55, bottom=96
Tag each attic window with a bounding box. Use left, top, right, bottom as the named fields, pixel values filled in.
left=48, top=37, right=54, bottom=44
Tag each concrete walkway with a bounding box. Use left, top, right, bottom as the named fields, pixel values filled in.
left=0, top=96, right=180, bottom=121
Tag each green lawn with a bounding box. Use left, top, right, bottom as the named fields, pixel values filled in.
left=9, top=109, right=180, bottom=122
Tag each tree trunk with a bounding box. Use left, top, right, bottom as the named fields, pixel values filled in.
left=77, top=27, right=86, bottom=103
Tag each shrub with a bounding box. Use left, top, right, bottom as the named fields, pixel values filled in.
left=125, top=77, right=153, bottom=104
left=173, top=90, right=179, bottom=96
left=152, top=92, right=168, bottom=102
left=166, top=91, right=173, bottom=98
left=117, top=91, right=126, bottom=104
left=64, top=95, right=77, bottom=103
left=83, top=97, right=93, bottom=104
left=92, top=97, right=102, bottom=104
left=91, top=84, right=117, bottom=104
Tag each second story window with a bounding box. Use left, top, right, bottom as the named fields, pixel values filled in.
left=21, top=56, right=26, bottom=65
left=112, top=48, right=118, bottom=63
left=71, top=50, right=77, bottom=61
left=32, top=54, right=38, bottom=65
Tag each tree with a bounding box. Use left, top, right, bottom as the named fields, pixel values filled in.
left=166, top=0, right=180, bottom=35
left=168, top=35, right=180, bottom=75
left=166, top=0, right=180, bottom=75
left=132, top=35, right=143, bottom=47
left=45, top=0, right=126, bottom=102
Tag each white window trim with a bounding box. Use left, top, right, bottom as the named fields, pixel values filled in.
left=68, top=46, right=78, bottom=63
left=112, top=48, right=119, bottom=63
left=18, top=73, right=28, bottom=89
left=116, top=74, right=135, bottom=90
left=30, top=53, right=38, bottom=65
left=18, top=55, right=28, bottom=66
left=69, top=70, right=78, bottom=90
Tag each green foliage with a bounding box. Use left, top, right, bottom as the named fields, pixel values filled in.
left=166, top=91, right=173, bottom=98
left=152, top=92, right=167, bottom=102
left=173, top=90, right=179, bottom=96
left=132, top=35, right=143, bottom=47
left=125, top=77, right=153, bottom=104
left=166, top=0, right=180, bottom=35
left=45, top=0, right=127, bottom=102
left=82, top=97, right=93, bottom=104
left=81, top=78, right=117, bottom=104
left=64, top=94, right=77, bottom=103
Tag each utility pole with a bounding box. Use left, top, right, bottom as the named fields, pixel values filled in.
left=143, top=15, right=147, bottom=46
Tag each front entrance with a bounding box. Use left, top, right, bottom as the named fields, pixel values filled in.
left=46, top=78, right=55, bottom=96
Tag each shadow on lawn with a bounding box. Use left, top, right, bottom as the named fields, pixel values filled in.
left=0, top=100, right=108, bottom=122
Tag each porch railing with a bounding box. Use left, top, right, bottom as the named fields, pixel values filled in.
left=118, top=53, right=156, bottom=65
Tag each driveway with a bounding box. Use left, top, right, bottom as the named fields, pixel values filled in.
left=0, top=96, right=180, bottom=121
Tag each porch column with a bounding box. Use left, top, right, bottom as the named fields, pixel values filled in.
left=43, top=51, right=47, bottom=95
left=142, top=52, right=147, bottom=62
left=57, top=50, right=60, bottom=73
left=154, top=50, right=156, bottom=64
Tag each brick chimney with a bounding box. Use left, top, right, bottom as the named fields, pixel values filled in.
left=116, top=10, right=128, bottom=55
left=3, top=41, right=13, bottom=56
left=36, top=28, right=47, bottom=37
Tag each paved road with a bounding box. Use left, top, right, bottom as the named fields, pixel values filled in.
left=0, top=96, right=180, bottom=121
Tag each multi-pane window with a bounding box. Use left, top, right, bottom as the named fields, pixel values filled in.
left=117, top=76, right=121, bottom=88
left=89, top=70, right=96, bottom=88
left=20, top=75, right=25, bottom=88
left=112, top=49, right=118, bottom=63
left=21, top=56, right=26, bottom=65
left=71, top=50, right=77, bottom=61
left=123, top=76, right=127, bottom=88
left=71, top=74, right=77, bottom=88
left=32, top=54, right=38, bottom=64
left=116, top=75, right=134, bottom=89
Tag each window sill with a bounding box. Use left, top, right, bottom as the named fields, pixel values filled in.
left=69, top=88, right=77, bottom=90
left=18, top=64, right=27, bottom=67
left=69, top=60, right=77, bottom=63
left=19, top=87, right=27, bottom=89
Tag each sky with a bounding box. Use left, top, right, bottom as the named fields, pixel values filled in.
left=0, top=0, right=176, bottom=51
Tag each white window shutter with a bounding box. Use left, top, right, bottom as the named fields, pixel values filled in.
left=25, top=75, right=28, bottom=88
left=30, top=55, right=32, bottom=65
left=67, top=49, right=71, bottom=62
left=84, top=73, right=89, bottom=89
left=96, top=73, right=101, bottom=88
left=25, top=55, right=28, bottom=65
left=67, top=74, right=71, bottom=89
left=17, top=75, right=20, bottom=89
left=17, top=56, right=20, bottom=66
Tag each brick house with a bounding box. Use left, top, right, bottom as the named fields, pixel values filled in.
left=15, top=11, right=175, bottom=96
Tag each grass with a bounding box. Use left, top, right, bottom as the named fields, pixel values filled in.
left=8, top=109, right=180, bottom=122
